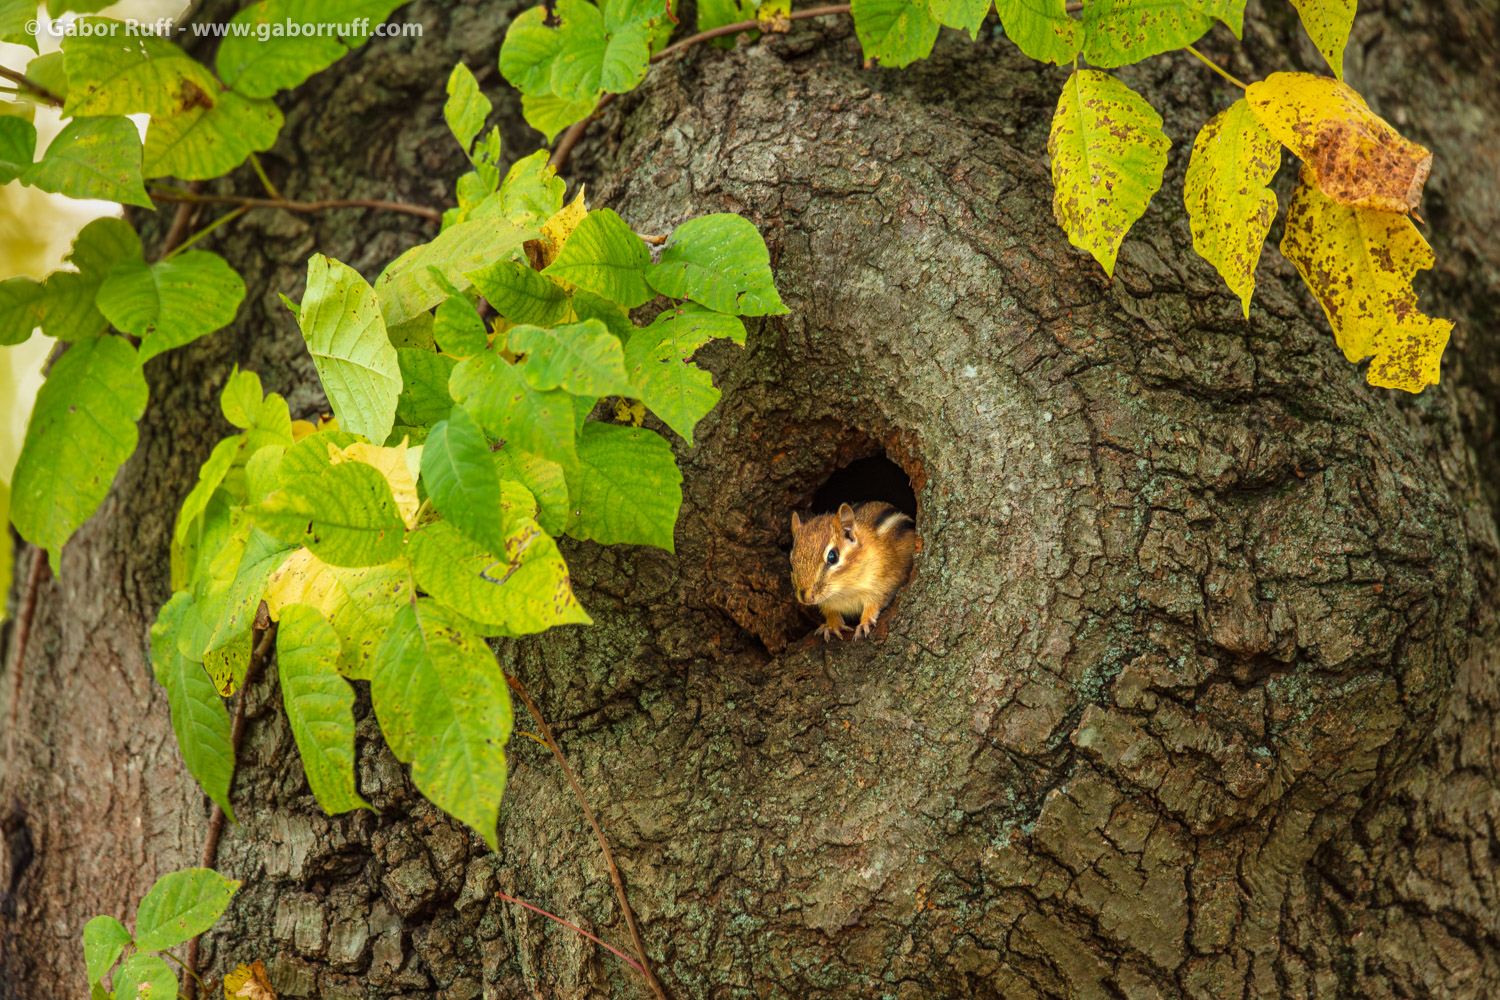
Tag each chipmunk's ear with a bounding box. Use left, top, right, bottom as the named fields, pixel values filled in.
left=790, top=512, right=802, bottom=536
left=838, top=503, right=856, bottom=540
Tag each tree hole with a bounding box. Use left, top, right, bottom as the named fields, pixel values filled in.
left=810, top=455, right=918, bottom=518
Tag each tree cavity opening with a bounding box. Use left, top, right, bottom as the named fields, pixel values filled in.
left=810, top=455, right=918, bottom=519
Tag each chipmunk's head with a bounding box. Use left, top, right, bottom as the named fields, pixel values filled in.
left=789, top=503, right=861, bottom=605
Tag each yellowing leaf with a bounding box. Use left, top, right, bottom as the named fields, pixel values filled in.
left=327, top=440, right=420, bottom=528
left=1246, top=72, right=1430, bottom=214
left=1287, top=0, right=1355, bottom=81
left=223, top=960, right=276, bottom=999
left=1048, top=69, right=1169, bottom=277
left=290, top=420, right=318, bottom=441
left=995, top=0, right=1081, bottom=64
left=1280, top=165, right=1452, bottom=393
left=264, top=549, right=411, bottom=680
left=1183, top=98, right=1280, bottom=317
left=540, top=189, right=588, bottom=268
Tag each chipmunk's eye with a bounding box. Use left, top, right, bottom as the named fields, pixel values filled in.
left=826, top=548, right=839, bottom=565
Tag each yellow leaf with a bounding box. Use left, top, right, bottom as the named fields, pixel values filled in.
left=1048, top=69, right=1169, bottom=277
left=289, top=420, right=318, bottom=442
left=265, top=548, right=345, bottom=620
left=1246, top=72, right=1431, bottom=214
left=613, top=399, right=645, bottom=427
left=264, top=548, right=412, bottom=679
left=540, top=188, right=587, bottom=268
left=1280, top=165, right=1452, bottom=394
left=327, top=440, right=420, bottom=528
left=757, top=0, right=791, bottom=31
left=223, top=960, right=277, bottom=999
left=1183, top=98, right=1280, bottom=317
left=1287, top=0, right=1355, bottom=81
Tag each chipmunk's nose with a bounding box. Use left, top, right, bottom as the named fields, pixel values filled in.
left=797, top=588, right=813, bottom=605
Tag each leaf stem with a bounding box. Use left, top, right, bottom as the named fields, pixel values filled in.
left=1185, top=44, right=1248, bottom=89
left=162, top=206, right=249, bottom=261
left=247, top=153, right=282, bottom=201
left=494, top=890, right=647, bottom=976
left=160, top=949, right=208, bottom=995
left=504, top=671, right=669, bottom=1000
left=0, top=65, right=63, bottom=107
left=148, top=188, right=442, bottom=223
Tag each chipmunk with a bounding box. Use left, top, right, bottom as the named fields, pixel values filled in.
left=790, top=501, right=916, bottom=642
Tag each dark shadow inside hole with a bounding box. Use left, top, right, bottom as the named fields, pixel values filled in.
left=810, top=456, right=918, bottom=518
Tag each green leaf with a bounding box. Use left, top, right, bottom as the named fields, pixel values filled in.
left=500, top=4, right=567, bottom=95
left=374, top=218, right=535, bottom=327
left=451, top=350, right=578, bottom=467
left=174, top=438, right=243, bottom=546
left=220, top=367, right=264, bottom=428
left=566, top=422, right=681, bottom=550
left=497, top=150, right=567, bottom=229
left=142, top=90, right=284, bottom=180
left=445, top=62, right=491, bottom=156
left=38, top=217, right=144, bottom=342
left=623, top=305, right=744, bottom=444
left=95, top=251, right=245, bottom=361
left=0, top=278, right=45, bottom=346
left=409, top=519, right=590, bottom=635
left=250, top=460, right=406, bottom=567
left=493, top=446, right=569, bottom=535
left=371, top=600, right=513, bottom=849
left=216, top=0, right=412, bottom=98
left=150, top=592, right=236, bottom=820
left=850, top=0, right=940, bottom=68
left=468, top=260, right=570, bottom=327
left=421, top=406, right=514, bottom=554
left=1048, top=69, right=1169, bottom=277
left=1183, top=98, right=1279, bottom=318
left=1080, top=0, right=1245, bottom=68
left=386, top=310, right=433, bottom=350
left=510, top=319, right=631, bottom=396
left=541, top=208, right=652, bottom=307
left=644, top=213, right=787, bottom=315
left=299, top=254, right=401, bottom=445
left=21, top=115, right=151, bottom=208
left=698, top=0, right=756, bottom=38
left=61, top=27, right=218, bottom=118
left=10, top=336, right=148, bottom=574
left=433, top=290, right=488, bottom=356
left=395, top=348, right=458, bottom=431
left=132, top=867, right=240, bottom=952
left=0, top=0, right=39, bottom=52
left=202, top=527, right=293, bottom=695
left=995, top=0, right=1082, bottom=64
left=0, top=117, right=37, bottom=184
left=112, top=953, right=176, bottom=1000
left=265, top=550, right=412, bottom=679
left=930, top=0, right=991, bottom=38
left=23, top=52, right=69, bottom=100
left=520, top=93, right=597, bottom=144
left=243, top=444, right=285, bottom=502
left=1288, top=0, right=1355, bottom=81
left=83, top=915, right=132, bottom=987
left=277, top=604, right=370, bottom=814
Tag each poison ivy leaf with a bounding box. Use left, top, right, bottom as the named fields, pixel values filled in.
left=1048, top=69, right=1169, bottom=277
left=541, top=208, right=652, bottom=307
left=150, top=592, right=236, bottom=820
left=10, top=336, right=147, bottom=574
left=1280, top=164, right=1451, bottom=394
left=1246, top=72, right=1430, bottom=214
left=451, top=350, right=578, bottom=467
left=202, top=527, right=293, bottom=695
left=623, top=305, right=745, bottom=444
left=645, top=213, right=787, bottom=315
left=132, top=867, right=241, bottom=952
left=0, top=117, right=37, bottom=183
left=244, top=444, right=285, bottom=502
left=38, top=217, right=144, bottom=343
left=850, top=0, right=940, bottom=68
left=497, top=150, right=567, bottom=230
left=277, top=604, right=370, bottom=814
left=541, top=189, right=589, bottom=265
left=566, top=422, right=681, bottom=550
left=698, top=0, right=756, bottom=42
left=0, top=0, right=38, bottom=52
left=409, top=519, right=590, bottom=635
left=328, top=439, right=420, bottom=527
left=371, top=600, right=513, bottom=849
left=520, top=92, right=597, bottom=144
left=501, top=5, right=568, bottom=95
left=468, top=260, right=570, bottom=327
left=510, top=320, right=631, bottom=396
left=930, top=0, right=990, bottom=38
left=0, top=278, right=45, bottom=346
left=995, top=0, right=1081, bottom=63
left=493, top=445, right=569, bottom=535
left=24, top=51, right=69, bottom=101
left=265, top=549, right=410, bottom=679
left=1081, top=0, right=1244, bottom=67
left=277, top=428, right=361, bottom=481
left=216, top=0, right=412, bottom=98
left=95, top=251, right=246, bottom=362
left=112, top=953, right=177, bottom=1000
left=142, top=90, right=284, bottom=181
left=83, top=915, right=132, bottom=987
left=221, top=368, right=266, bottom=429
left=433, top=290, right=488, bottom=356
left=1287, top=0, right=1355, bottom=80
left=422, top=406, right=515, bottom=555
left=1183, top=98, right=1279, bottom=317
left=175, top=438, right=244, bottom=547
left=375, top=218, right=535, bottom=326
left=445, top=62, right=491, bottom=157
left=21, top=115, right=151, bottom=208
left=250, top=460, right=406, bottom=567
left=387, top=310, right=435, bottom=349
left=299, top=254, right=401, bottom=445
left=395, top=348, right=458, bottom=430
left=61, top=27, right=220, bottom=118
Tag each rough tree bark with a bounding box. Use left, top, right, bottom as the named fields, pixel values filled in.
left=3, top=1, right=1499, bottom=998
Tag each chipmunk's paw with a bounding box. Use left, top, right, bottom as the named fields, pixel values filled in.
left=853, top=614, right=879, bottom=640
left=815, top=623, right=849, bottom=643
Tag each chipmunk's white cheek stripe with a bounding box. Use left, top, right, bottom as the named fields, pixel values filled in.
left=876, top=512, right=913, bottom=536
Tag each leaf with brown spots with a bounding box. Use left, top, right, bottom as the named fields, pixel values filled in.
left=1246, top=72, right=1431, bottom=213
left=1048, top=69, right=1169, bottom=277
left=1081, top=0, right=1245, bottom=68
left=1280, top=164, right=1452, bottom=393
left=1183, top=98, right=1280, bottom=317
left=1287, top=0, right=1356, bottom=80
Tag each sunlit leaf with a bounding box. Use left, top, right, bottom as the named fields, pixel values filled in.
left=96, top=251, right=245, bottom=361
left=492, top=445, right=569, bottom=535
left=375, top=218, right=535, bottom=326
left=277, top=604, right=370, bottom=814
left=61, top=26, right=219, bottom=118
left=644, top=213, right=787, bottom=315
left=510, top=319, right=631, bottom=396
left=995, top=0, right=1081, bottom=64
left=150, top=592, right=236, bottom=819
left=264, top=549, right=410, bottom=680
left=142, top=91, right=284, bottom=181
left=298, top=254, right=401, bottom=445
left=850, top=0, right=940, bottom=68
left=1081, top=0, right=1244, bottom=68
left=1287, top=0, right=1355, bottom=81
left=566, top=422, right=681, bottom=550
left=623, top=305, right=744, bottom=444
left=21, top=115, right=152, bottom=208
left=216, top=0, right=412, bottom=98
left=82, top=915, right=132, bottom=987
left=929, top=0, right=990, bottom=38
left=250, top=460, right=406, bottom=567
left=421, top=406, right=515, bottom=555
left=132, top=867, right=240, bottom=952
left=450, top=350, right=578, bottom=467
left=444, top=62, right=491, bottom=157
left=541, top=208, right=652, bottom=307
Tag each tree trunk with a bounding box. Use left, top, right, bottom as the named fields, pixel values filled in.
left=4, top=2, right=1500, bottom=998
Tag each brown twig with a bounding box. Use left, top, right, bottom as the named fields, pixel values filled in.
left=183, top=623, right=276, bottom=1000
left=0, top=66, right=63, bottom=107
left=3, top=549, right=47, bottom=790
left=149, top=190, right=442, bottom=223
left=160, top=182, right=206, bottom=257
left=495, top=890, right=647, bottom=975
left=504, top=672, right=668, bottom=1000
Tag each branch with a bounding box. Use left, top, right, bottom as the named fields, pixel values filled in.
left=0, top=66, right=63, bottom=107
left=149, top=189, right=442, bottom=223
left=504, top=672, right=669, bottom=1000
